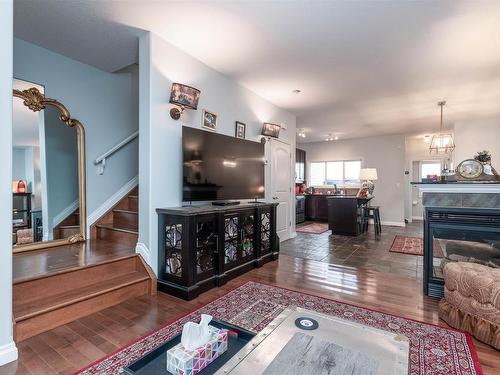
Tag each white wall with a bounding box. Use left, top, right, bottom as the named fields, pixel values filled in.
left=13, top=38, right=139, bottom=220
left=454, top=118, right=500, bottom=166
left=300, top=134, right=406, bottom=226
left=0, top=0, right=18, bottom=366
left=139, top=32, right=296, bottom=273
left=404, top=137, right=452, bottom=221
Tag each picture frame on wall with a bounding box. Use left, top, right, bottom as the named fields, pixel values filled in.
left=202, top=109, right=217, bottom=131
left=235, top=121, right=246, bottom=139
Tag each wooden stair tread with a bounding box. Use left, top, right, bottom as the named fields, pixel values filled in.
left=14, top=271, right=149, bottom=321
left=58, top=225, right=80, bottom=229
left=128, top=195, right=138, bottom=199
left=96, top=223, right=138, bottom=235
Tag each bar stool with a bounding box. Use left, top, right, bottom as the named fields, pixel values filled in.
left=363, top=206, right=381, bottom=237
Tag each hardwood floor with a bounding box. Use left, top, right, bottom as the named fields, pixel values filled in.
left=2, top=254, right=499, bottom=375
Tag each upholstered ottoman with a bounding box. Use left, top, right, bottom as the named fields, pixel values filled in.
left=438, top=262, right=500, bottom=349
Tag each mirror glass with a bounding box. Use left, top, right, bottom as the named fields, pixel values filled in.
left=12, top=79, right=80, bottom=247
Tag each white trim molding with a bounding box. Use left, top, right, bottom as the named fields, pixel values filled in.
left=381, top=221, right=406, bottom=227
left=135, top=242, right=153, bottom=272
left=52, top=199, right=79, bottom=228
left=0, top=341, right=18, bottom=366
left=413, top=183, right=500, bottom=194
left=87, top=175, right=138, bottom=234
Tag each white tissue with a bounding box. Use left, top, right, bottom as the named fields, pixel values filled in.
left=181, top=314, right=213, bottom=351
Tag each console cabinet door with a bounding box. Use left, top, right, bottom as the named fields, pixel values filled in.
left=240, top=210, right=256, bottom=261
left=223, top=213, right=240, bottom=270
left=193, top=214, right=218, bottom=283
left=258, top=207, right=273, bottom=256
left=223, top=209, right=256, bottom=271
left=159, top=214, right=187, bottom=285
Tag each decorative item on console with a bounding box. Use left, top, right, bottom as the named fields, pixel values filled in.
left=12, top=180, right=28, bottom=193
left=169, top=83, right=200, bottom=120
left=456, top=150, right=499, bottom=181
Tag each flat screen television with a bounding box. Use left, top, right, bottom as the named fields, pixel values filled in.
left=182, top=126, right=265, bottom=202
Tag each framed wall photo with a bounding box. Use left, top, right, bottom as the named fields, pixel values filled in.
left=235, top=121, right=246, bottom=139
left=202, top=109, right=217, bottom=131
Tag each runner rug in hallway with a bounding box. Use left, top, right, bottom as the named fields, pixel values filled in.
left=76, top=281, right=482, bottom=375
left=296, top=222, right=329, bottom=234
left=390, top=235, right=444, bottom=257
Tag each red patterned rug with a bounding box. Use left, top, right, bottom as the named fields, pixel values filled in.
left=75, top=281, right=482, bottom=375
left=390, top=235, right=444, bottom=258
left=296, top=222, right=329, bottom=234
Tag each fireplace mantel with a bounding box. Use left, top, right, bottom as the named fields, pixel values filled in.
left=412, top=181, right=500, bottom=194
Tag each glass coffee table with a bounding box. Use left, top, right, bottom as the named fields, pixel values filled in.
left=216, top=307, right=409, bottom=375
left=124, top=307, right=409, bottom=375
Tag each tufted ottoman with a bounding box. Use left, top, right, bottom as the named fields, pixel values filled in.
left=438, top=262, right=500, bottom=349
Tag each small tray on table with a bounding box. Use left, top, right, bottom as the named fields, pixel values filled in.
left=123, top=320, right=255, bottom=375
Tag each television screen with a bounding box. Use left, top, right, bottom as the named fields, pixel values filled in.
left=182, top=126, right=265, bottom=202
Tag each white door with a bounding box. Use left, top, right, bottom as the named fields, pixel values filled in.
left=268, top=139, right=292, bottom=241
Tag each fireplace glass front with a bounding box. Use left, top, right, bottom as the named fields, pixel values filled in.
left=424, top=208, right=500, bottom=297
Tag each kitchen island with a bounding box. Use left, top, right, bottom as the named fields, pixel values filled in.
left=327, top=196, right=372, bottom=236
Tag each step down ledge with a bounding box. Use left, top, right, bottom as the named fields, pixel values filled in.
left=96, top=224, right=138, bottom=235
left=14, top=271, right=149, bottom=322
left=113, top=209, right=138, bottom=214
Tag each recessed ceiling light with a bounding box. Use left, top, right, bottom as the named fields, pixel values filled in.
left=334, top=136, right=339, bottom=140
left=325, top=133, right=334, bottom=141
left=292, top=89, right=301, bottom=94
left=297, top=128, right=306, bottom=138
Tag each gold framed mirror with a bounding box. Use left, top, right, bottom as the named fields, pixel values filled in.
left=12, top=83, right=86, bottom=253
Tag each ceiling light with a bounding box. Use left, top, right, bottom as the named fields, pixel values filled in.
left=429, top=101, right=455, bottom=154
left=292, top=89, right=301, bottom=94
left=297, top=128, right=306, bottom=138
left=334, top=136, right=339, bottom=140
left=325, top=133, right=334, bottom=141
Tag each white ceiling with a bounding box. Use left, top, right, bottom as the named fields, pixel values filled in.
left=14, top=0, right=500, bottom=142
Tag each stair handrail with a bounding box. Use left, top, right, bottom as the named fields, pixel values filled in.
left=94, top=131, right=139, bottom=174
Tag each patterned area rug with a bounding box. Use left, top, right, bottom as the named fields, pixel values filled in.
left=296, top=222, right=329, bottom=234
left=390, top=235, right=444, bottom=258
left=76, top=282, right=482, bottom=375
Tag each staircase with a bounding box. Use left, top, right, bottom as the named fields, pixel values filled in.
left=13, top=253, right=155, bottom=341
left=53, top=209, right=80, bottom=239
left=92, top=186, right=139, bottom=246
left=13, top=185, right=154, bottom=342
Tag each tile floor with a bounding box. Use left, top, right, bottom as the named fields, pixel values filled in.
left=281, top=221, right=425, bottom=279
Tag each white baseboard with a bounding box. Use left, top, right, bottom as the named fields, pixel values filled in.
left=135, top=242, right=152, bottom=270
left=87, top=175, right=138, bottom=234
left=53, top=199, right=79, bottom=228
left=381, top=221, right=406, bottom=227
left=0, top=341, right=18, bottom=366
left=412, top=216, right=423, bottom=221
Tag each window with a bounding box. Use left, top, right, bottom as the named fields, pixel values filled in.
left=310, top=160, right=362, bottom=186
left=420, top=161, right=441, bottom=180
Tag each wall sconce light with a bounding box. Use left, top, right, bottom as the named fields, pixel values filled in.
left=169, top=82, right=201, bottom=120
left=261, top=122, right=281, bottom=138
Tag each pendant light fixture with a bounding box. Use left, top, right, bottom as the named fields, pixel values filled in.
left=429, top=101, right=455, bottom=154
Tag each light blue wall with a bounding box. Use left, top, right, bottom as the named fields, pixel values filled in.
left=12, top=147, right=26, bottom=181
left=0, top=0, right=17, bottom=365
left=44, top=106, right=79, bottom=231
left=138, top=32, right=296, bottom=273
left=13, top=38, right=139, bottom=219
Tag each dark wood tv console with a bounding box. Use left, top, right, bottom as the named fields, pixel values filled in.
left=156, top=202, right=278, bottom=300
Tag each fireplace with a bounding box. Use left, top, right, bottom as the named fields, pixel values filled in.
left=424, top=207, right=500, bottom=297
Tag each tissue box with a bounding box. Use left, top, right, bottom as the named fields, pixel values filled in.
left=166, top=326, right=228, bottom=375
